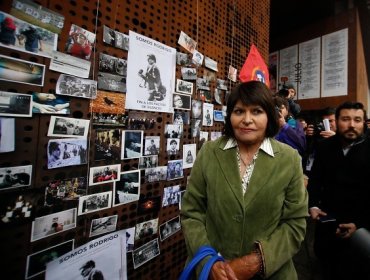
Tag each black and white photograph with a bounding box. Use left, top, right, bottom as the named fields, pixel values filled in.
left=94, top=129, right=121, bottom=161
left=121, top=130, right=143, bottom=159
left=44, top=177, right=87, bottom=206
left=178, top=31, right=197, bottom=53
left=166, top=138, right=180, bottom=156
left=132, top=238, right=160, bottom=269
left=45, top=230, right=127, bottom=280
left=127, top=111, right=156, bottom=130
left=32, top=92, right=70, bottom=114
left=0, top=191, right=38, bottom=223
left=216, top=79, right=228, bottom=90
left=0, top=117, right=15, bottom=153
left=204, top=56, right=218, bottom=72
left=49, top=51, right=91, bottom=79
left=92, top=112, right=127, bottom=127
left=183, top=143, right=196, bottom=169
left=192, top=50, right=204, bottom=66
left=99, top=53, right=127, bottom=76
left=176, top=79, right=193, bottom=95
left=162, top=185, right=180, bottom=207
left=203, top=68, right=217, bottom=82
left=173, top=111, right=190, bottom=125
left=65, top=24, right=95, bottom=60
left=176, top=52, right=193, bottom=66
left=48, top=116, right=89, bottom=138
left=0, top=11, right=58, bottom=58
left=191, top=118, right=202, bottom=138
left=47, top=138, right=88, bottom=169
left=199, top=131, right=209, bottom=143
left=113, top=170, right=140, bottom=206
left=97, top=71, right=126, bottom=93
left=211, top=131, right=223, bottom=141
left=31, top=208, right=77, bottom=242
left=138, top=155, right=158, bottom=169
left=144, top=166, right=167, bottom=182
left=125, top=31, right=176, bottom=113
left=125, top=227, right=135, bottom=252
left=164, top=124, right=183, bottom=138
left=0, top=54, right=45, bottom=86
left=167, top=159, right=183, bottom=180
left=56, top=74, right=97, bottom=99
left=172, top=93, right=191, bottom=110
left=144, top=135, right=160, bottom=155
left=137, top=196, right=161, bottom=215
left=214, top=88, right=225, bottom=105
left=191, top=99, right=202, bottom=119
left=11, top=0, right=65, bottom=34
left=89, top=164, right=120, bottom=186
left=89, top=215, right=118, bottom=237
left=202, top=103, right=214, bottom=126
left=196, top=77, right=210, bottom=90
left=102, top=25, right=116, bottom=46
left=228, top=65, right=237, bottom=82
left=159, top=215, right=181, bottom=242
left=0, top=91, right=32, bottom=117
left=214, top=110, right=225, bottom=122
left=181, top=67, right=197, bottom=80
left=25, top=240, right=74, bottom=280
left=135, top=218, right=158, bottom=240
left=178, top=190, right=186, bottom=210
left=78, top=191, right=112, bottom=216
left=0, top=165, right=32, bottom=191
left=102, top=25, right=129, bottom=51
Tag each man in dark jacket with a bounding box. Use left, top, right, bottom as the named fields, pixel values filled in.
left=307, top=101, right=370, bottom=279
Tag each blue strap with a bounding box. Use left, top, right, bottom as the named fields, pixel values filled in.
left=179, top=246, right=218, bottom=280
left=199, top=254, right=225, bottom=280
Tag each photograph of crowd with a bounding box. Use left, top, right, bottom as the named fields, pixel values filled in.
left=78, top=191, right=112, bottom=215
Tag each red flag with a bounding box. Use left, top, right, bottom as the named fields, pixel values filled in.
left=239, top=44, right=270, bottom=87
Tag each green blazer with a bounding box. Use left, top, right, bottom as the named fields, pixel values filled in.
left=181, top=136, right=308, bottom=279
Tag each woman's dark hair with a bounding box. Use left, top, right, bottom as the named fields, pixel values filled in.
left=224, top=81, right=280, bottom=138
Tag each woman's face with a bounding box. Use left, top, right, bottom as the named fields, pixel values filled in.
left=174, top=95, right=183, bottom=107
left=230, top=100, right=268, bottom=145
left=192, top=101, right=201, bottom=118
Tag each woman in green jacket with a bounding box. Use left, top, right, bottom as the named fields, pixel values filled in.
left=181, top=81, right=308, bottom=279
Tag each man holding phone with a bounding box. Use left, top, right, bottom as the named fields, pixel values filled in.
left=307, top=101, right=370, bottom=279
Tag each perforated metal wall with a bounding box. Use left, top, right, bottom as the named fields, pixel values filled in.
left=0, top=0, right=270, bottom=279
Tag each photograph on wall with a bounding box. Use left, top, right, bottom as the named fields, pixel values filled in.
left=125, top=227, right=135, bottom=252
left=164, top=124, right=183, bottom=138
left=211, top=131, right=222, bottom=141
left=97, top=71, right=127, bottom=93
left=190, top=118, right=202, bottom=138
left=181, top=67, right=197, bottom=80
left=167, top=159, right=183, bottom=180
left=0, top=165, right=32, bottom=191
left=138, top=155, right=158, bottom=170
left=214, top=110, right=225, bottom=122
left=176, top=52, right=193, bottom=66
left=89, top=215, right=118, bottom=237
left=127, top=111, right=156, bottom=130
left=125, top=30, right=176, bottom=113
left=166, top=138, right=180, bottom=156
left=162, top=185, right=180, bottom=207
left=0, top=11, right=58, bottom=58
left=25, top=239, right=74, bottom=280
left=113, top=170, right=140, bottom=206
left=196, top=77, right=210, bottom=90
left=102, top=25, right=129, bottom=50
left=0, top=91, right=32, bottom=117
left=45, top=230, right=127, bottom=280
left=47, top=116, right=89, bottom=138
left=94, top=129, right=121, bottom=161
left=31, top=208, right=77, bottom=242
left=143, top=135, right=160, bottom=156
left=132, top=238, right=160, bottom=269
left=228, top=65, right=237, bottom=82
left=121, top=130, right=143, bottom=159
left=78, top=191, right=112, bottom=216
left=90, top=90, right=126, bottom=114
left=202, top=103, right=214, bottom=126
left=32, top=92, right=70, bottom=114
left=199, top=90, right=212, bottom=103
left=99, top=52, right=127, bottom=77
left=137, top=196, right=161, bottom=215
left=0, top=54, right=45, bottom=86
left=159, top=215, right=181, bottom=242
left=172, top=93, right=191, bottom=110
left=177, top=31, right=197, bottom=53
left=203, top=68, right=216, bottom=82
left=44, top=177, right=87, bottom=206
left=204, top=56, right=218, bottom=72
left=192, top=50, right=204, bottom=66
left=214, top=88, right=224, bottom=105
left=173, top=111, right=190, bottom=125
left=65, top=24, right=95, bottom=60
left=144, top=166, right=167, bottom=182
left=92, top=112, right=127, bottom=127
left=175, top=79, right=193, bottom=95
left=56, top=74, right=97, bottom=99
left=216, top=79, right=228, bottom=90
left=199, top=131, right=209, bottom=143
left=134, top=218, right=158, bottom=240
left=88, top=164, right=120, bottom=186
left=191, top=99, right=202, bottom=119
left=0, top=117, right=15, bottom=153
left=183, top=143, right=196, bottom=169
left=178, top=190, right=186, bottom=210
left=47, top=138, right=88, bottom=169
left=50, top=51, right=91, bottom=78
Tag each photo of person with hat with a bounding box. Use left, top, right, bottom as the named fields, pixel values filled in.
left=79, top=260, right=104, bottom=280
left=138, top=54, right=166, bottom=101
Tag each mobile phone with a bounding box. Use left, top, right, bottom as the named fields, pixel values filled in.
left=318, top=215, right=336, bottom=223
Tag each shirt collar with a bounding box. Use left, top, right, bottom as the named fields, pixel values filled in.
left=223, top=137, right=275, bottom=157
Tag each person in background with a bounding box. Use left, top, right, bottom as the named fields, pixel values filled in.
left=181, top=81, right=308, bottom=279
left=277, top=84, right=301, bottom=118
left=307, top=101, right=370, bottom=279
left=20, top=26, right=43, bottom=53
